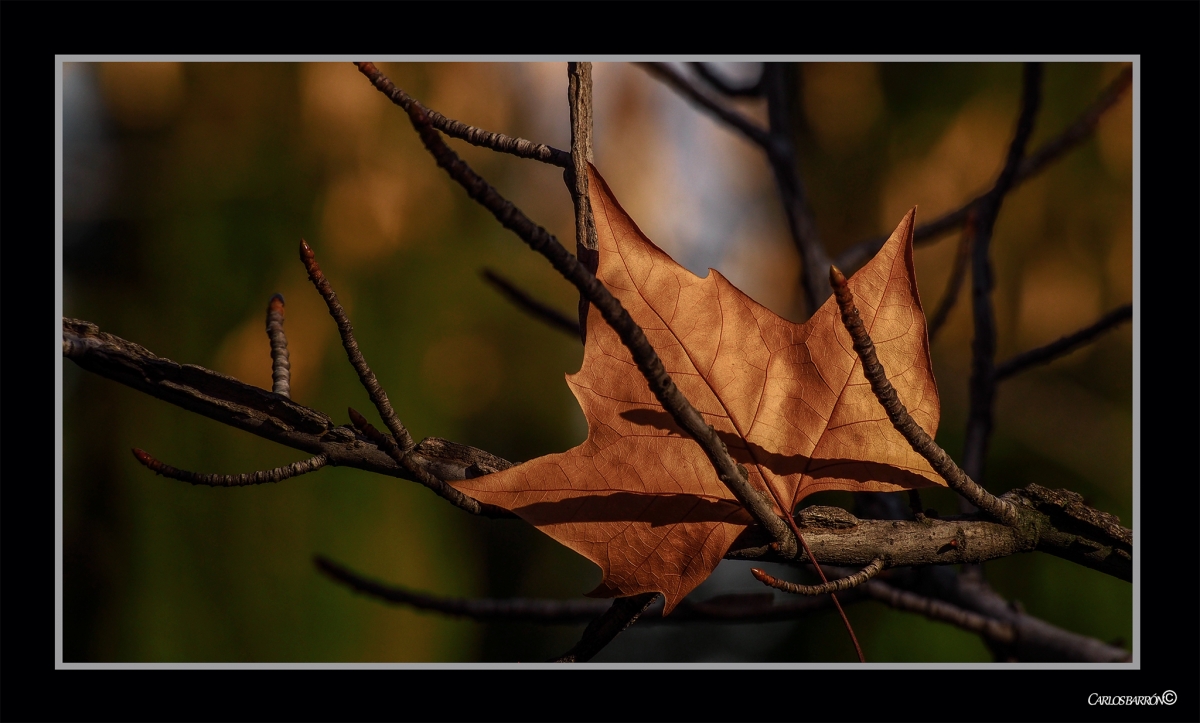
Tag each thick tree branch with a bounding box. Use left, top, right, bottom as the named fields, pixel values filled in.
left=994, top=304, right=1132, bottom=381
left=481, top=268, right=581, bottom=337
left=354, top=61, right=801, bottom=561
left=835, top=64, right=1133, bottom=275
left=63, top=313, right=1131, bottom=581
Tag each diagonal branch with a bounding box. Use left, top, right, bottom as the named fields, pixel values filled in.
left=132, top=448, right=327, bottom=487
left=829, top=266, right=1021, bottom=526
left=835, top=64, right=1133, bottom=275
left=690, top=62, right=764, bottom=97
left=926, top=212, right=975, bottom=344
left=636, top=62, right=773, bottom=149
left=481, top=268, right=580, bottom=337
left=359, top=65, right=571, bottom=168
left=354, top=61, right=801, bottom=561
left=994, top=304, right=1132, bottom=381
left=300, top=240, right=415, bottom=454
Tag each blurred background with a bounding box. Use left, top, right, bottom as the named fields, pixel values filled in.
left=60, top=61, right=1133, bottom=662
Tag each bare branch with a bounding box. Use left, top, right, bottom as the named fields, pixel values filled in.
left=752, top=558, right=884, bottom=596
left=690, top=62, right=764, bottom=97
left=299, top=239, right=415, bottom=454
left=926, top=212, right=975, bottom=344
left=355, top=63, right=571, bottom=168
left=929, top=566, right=1131, bottom=662
left=132, top=448, right=327, bottom=487
left=829, top=266, right=1021, bottom=526
left=354, top=61, right=802, bottom=560
left=962, top=62, right=1043, bottom=486
left=994, top=304, right=1132, bottom=381
left=63, top=318, right=515, bottom=518
left=314, top=552, right=1124, bottom=661
left=836, top=64, right=1133, bottom=275
left=481, top=268, right=580, bottom=337
left=1016, top=64, right=1132, bottom=181
left=552, top=592, right=660, bottom=662
left=266, top=293, right=290, bottom=398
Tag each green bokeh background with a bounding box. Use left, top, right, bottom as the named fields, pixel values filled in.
left=61, top=61, right=1133, bottom=662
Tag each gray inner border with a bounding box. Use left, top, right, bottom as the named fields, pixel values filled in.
left=55, top=53, right=1140, bottom=671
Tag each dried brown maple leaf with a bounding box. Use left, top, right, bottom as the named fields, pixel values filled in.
left=453, top=167, right=944, bottom=612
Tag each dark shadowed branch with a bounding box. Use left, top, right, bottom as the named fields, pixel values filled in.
left=691, top=62, right=764, bottom=97
left=994, top=304, right=1132, bottom=381
left=926, top=212, right=975, bottom=344
left=962, top=63, right=1043, bottom=487
left=481, top=269, right=581, bottom=337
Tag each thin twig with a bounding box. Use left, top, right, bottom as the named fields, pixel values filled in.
left=552, top=592, right=660, bottom=662
left=568, top=61, right=599, bottom=343
left=266, top=293, right=290, bottom=398
left=356, top=63, right=571, bottom=168
left=481, top=269, right=580, bottom=337
left=752, top=558, right=885, bottom=596
left=926, top=212, right=975, bottom=344
left=962, top=63, right=1043, bottom=486
left=690, top=62, right=764, bottom=97
left=355, top=61, right=800, bottom=560
left=299, top=239, right=415, bottom=454
left=994, top=304, right=1132, bottom=381
left=829, top=266, right=1020, bottom=526
left=835, top=64, right=1133, bottom=275
left=131, top=448, right=327, bottom=487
